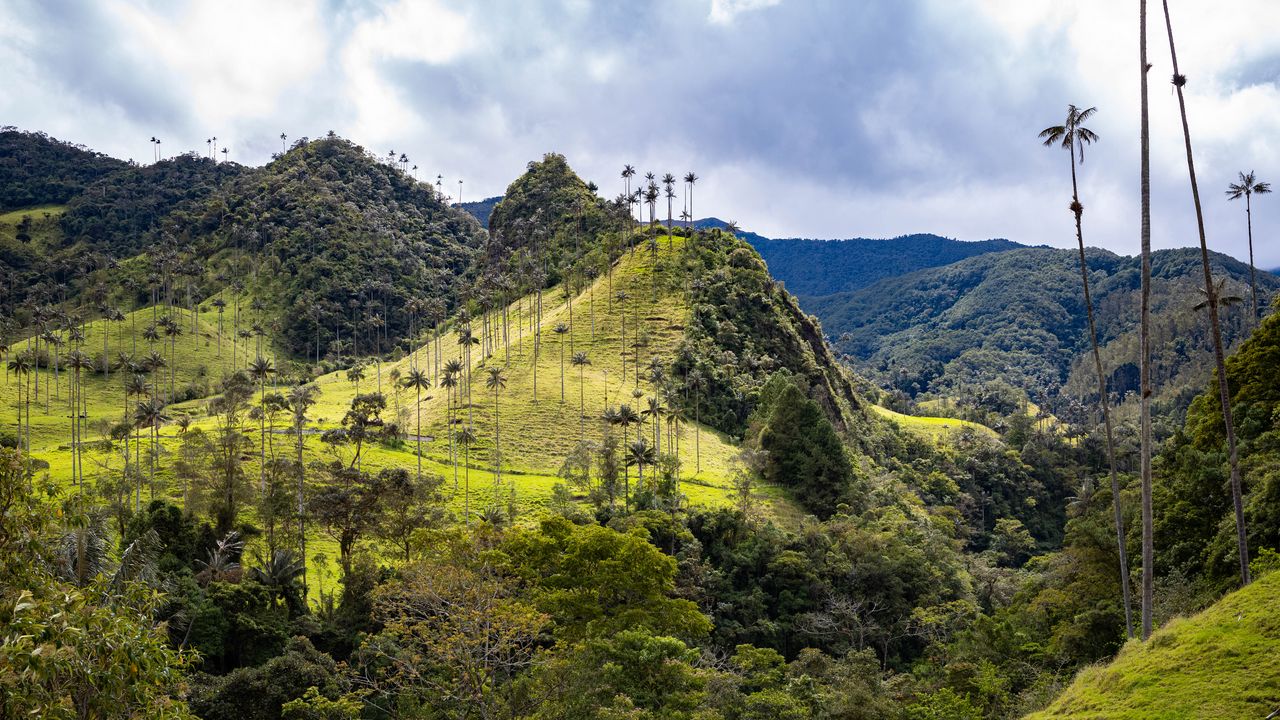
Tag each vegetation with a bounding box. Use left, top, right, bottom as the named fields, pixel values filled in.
left=1029, top=568, right=1280, bottom=719
left=748, top=232, right=1025, bottom=297
left=2, top=109, right=1278, bottom=718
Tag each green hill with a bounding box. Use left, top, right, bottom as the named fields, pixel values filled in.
left=807, top=246, right=1278, bottom=424
left=747, top=232, right=1026, bottom=297
left=1027, top=569, right=1280, bottom=719
left=0, top=128, right=128, bottom=211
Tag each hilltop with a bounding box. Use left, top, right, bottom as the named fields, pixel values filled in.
left=0, top=128, right=128, bottom=211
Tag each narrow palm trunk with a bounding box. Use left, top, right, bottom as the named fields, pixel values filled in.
left=1140, top=0, right=1155, bottom=640
left=1163, top=0, right=1250, bottom=586
left=1246, top=193, right=1259, bottom=323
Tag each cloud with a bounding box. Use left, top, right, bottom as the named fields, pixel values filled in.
left=2, top=0, right=1279, bottom=267
left=708, top=0, right=783, bottom=25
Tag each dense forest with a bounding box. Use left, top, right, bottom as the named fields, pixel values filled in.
left=806, top=246, right=1278, bottom=431
left=748, top=233, right=1027, bottom=297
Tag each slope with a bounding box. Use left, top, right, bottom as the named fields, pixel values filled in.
left=0, top=128, right=128, bottom=211
left=1027, top=569, right=1280, bottom=719
left=748, top=232, right=1026, bottom=297
left=808, top=246, right=1278, bottom=418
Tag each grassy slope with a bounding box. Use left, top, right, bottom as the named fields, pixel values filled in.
left=5, top=235, right=751, bottom=516
left=870, top=404, right=997, bottom=443
left=1027, top=570, right=1280, bottom=719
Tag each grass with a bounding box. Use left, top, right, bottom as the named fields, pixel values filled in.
left=870, top=405, right=998, bottom=443
left=1026, top=570, right=1280, bottom=719
left=4, top=235, right=790, bottom=563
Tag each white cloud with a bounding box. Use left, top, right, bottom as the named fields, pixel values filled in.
left=708, top=0, right=782, bottom=25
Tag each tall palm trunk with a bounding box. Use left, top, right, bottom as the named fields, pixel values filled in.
left=415, top=385, right=423, bottom=483
left=1139, top=0, right=1155, bottom=640
left=1067, top=151, right=1133, bottom=639
left=1245, top=193, right=1260, bottom=323
left=1163, top=0, right=1249, bottom=586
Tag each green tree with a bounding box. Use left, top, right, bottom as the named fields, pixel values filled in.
left=1226, top=170, right=1271, bottom=323
left=249, top=356, right=276, bottom=495
left=758, top=385, right=855, bottom=519
left=571, top=351, right=590, bottom=439
left=401, top=368, right=431, bottom=484
left=553, top=322, right=569, bottom=403
left=485, top=366, right=507, bottom=487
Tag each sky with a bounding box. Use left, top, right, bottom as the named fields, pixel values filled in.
left=3, top=0, right=1279, bottom=268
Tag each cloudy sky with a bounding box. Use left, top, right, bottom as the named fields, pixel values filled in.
left=3, top=0, right=1279, bottom=267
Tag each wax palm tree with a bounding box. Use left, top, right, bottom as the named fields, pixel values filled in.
left=572, top=352, right=591, bottom=438
left=1192, top=279, right=1245, bottom=312
left=285, top=383, right=318, bottom=596
left=7, top=353, right=32, bottom=476
left=643, top=396, right=664, bottom=456
left=662, top=173, right=677, bottom=245
left=615, top=290, right=629, bottom=383
left=161, top=316, right=182, bottom=401
left=402, top=368, right=431, bottom=484
left=626, top=439, right=657, bottom=496
left=455, top=425, right=477, bottom=524
left=1040, top=104, right=1132, bottom=636
left=684, top=172, right=698, bottom=228
left=66, top=350, right=93, bottom=490
left=616, top=404, right=640, bottom=507
left=133, top=396, right=169, bottom=503
left=485, top=367, right=507, bottom=487
left=248, top=357, right=276, bottom=493
left=442, top=360, right=463, bottom=487
left=457, top=326, right=479, bottom=423
left=1163, top=0, right=1250, bottom=586
left=1139, top=0, right=1156, bottom=638
left=686, top=369, right=704, bottom=474
left=212, top=298, right=227, bottom=359
left=551, top=322, right=570, bottom=402
left=1226, top=171, right=1271, bottom=323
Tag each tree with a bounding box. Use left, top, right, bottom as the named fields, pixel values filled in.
left=686, top=369, right=704, bottom=475
left=684, top=171, right=698, bottom=228
left=615, top=404, right=640, bottom=508
left=286, top=384, right=319, bottom=597
left=758, top=384, right=855, bottom=519
left=455, top=426, right=477, bottom=524
left=249, top=357, right=276, bottom=494
left=441, top=363, right=461, bottom=489
left=133, top=396, right=170, bottom=503
left=485, top=367, right=507, bottom=488
left=1163, top=0, right=1251, bottom=586
left=1039, top=104, right=1133, bottom=637
left=1139, top=0, right=1155, bottom=639
left=1226, top=171, right=1271, bottom=323
left=625, top=439, right=657, bottom=496
left=572, top=351, right=591, bottom=439
left=67, top=349, right=94, bottom=490
left=401, top=369, right=431, bottom=484
left=7, top=352, right=32, bottom=477
left=553, top=322, right=569, bottom=402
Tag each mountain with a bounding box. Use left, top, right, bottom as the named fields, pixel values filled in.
left=458, top=195, right=501, bottom=227
left=1028, top=569, right=1280, bottom=718
left=0, top=128, right=128, bottom=211
left=747, top=233, right=1027, bottom=297
left=806, top=246, right=1279, bottom=421
left=1, top=136, right=487, bottom=357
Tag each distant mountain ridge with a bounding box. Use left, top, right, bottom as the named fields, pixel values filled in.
left=807, top=245, right=1279, bottom=418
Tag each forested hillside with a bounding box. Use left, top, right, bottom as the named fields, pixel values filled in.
left=0, top=128, right=128, bottom=211
left=749, top=233, right=1026, bottom=296
left=808, top=246, right=1278, bottom=427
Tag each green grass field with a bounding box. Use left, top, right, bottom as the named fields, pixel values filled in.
left=1027, top=569, right=1280, bottom=719
left=3, top=235, right=780, bottom=545
left=870, top=404, right=998, bottom=443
